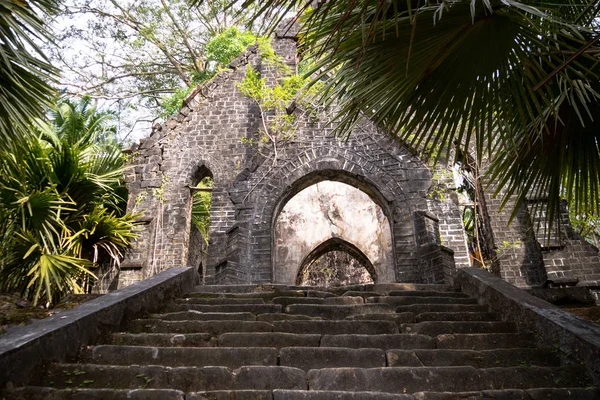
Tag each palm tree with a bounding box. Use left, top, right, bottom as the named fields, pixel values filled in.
left=202, top=0, right=600, bottom=223
left=0, top=97, right=137, bottom=306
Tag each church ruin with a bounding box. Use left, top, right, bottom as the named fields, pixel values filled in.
left=118, top=22, right=600, bottom=292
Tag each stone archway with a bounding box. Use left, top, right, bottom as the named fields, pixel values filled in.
left=273, top=180, right=394, bottom=284
left=296, top=237, right=377, bottom=286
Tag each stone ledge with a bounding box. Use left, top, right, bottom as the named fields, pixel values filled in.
left=0, top=267, right=194, bottom=387
left=456, top=267, right=600, bottom=385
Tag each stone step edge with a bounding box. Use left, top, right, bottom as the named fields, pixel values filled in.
left=6, top=387, right=600, bottom=399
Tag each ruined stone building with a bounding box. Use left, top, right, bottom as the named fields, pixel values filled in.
left=118, top=23, right=600, bottom=293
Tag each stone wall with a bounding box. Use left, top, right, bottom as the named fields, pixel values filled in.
left=485, top=185, right=600, bottom=288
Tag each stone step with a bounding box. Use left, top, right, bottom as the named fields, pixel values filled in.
left=435, top=333, right=536, bottom=349
left=86, top=345, right=278, bottom=368
left=323, top=297, right=365, bottom=305
left=369, top=297, right=477, bottom=306
left=395, top=304, right=489, bottom=314
left=174, top=297, right=265, bottom=305
left=189, top=285, right=272, bottom=293
left=386, top=348, right=561, bottom=368
left=273, top=390, right=415, bottom=399
left=47, top=364, right=307, bottom=391
left=189, top=285, right=304, bottom=294
left=388, top=291, right=470, bottom=298
left=164, top=304, right=283, bottom=314
left=218, top=332, right=321, bottom=348
left=320, top=334, right=435, bottom=350
left=273, top=320, right=398, bottom=335
left=306, top=365, right=590, bottom=393
left=272, top=297, right=324, bottom=308
left=187, top=391, right=272, bottom=400
left=280, top=347, right=387, bottom=370
left=413, top=388, right=600, bottom=400
left=2, top=387, right=187, bottom=400
left=111, top=333, right=217, bottom=347
left=127, top=319, right=273, bottom=335
left=147, top=311, right=257, bottom=321
left=185, top=291, right=306, bottom=300
left=285, top=304, right=394, bottom=319
left=306, top=290, right=337, bottom=298
left=257, top=313, right=322, bottom=322
left=341, top=291, right=383, bottom=298
left=345, top=312, right=415, bottom=324
left=401, top=321, right=518, bottom=335
left=6, top=387, right=599, bottom=400
left=480, top=365, right=592, bottom=390
left=415, top=312, right=499, bottom=322
left=340, top=284, right=459, bottom=293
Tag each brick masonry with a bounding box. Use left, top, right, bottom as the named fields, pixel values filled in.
left=117, top=23, right=600, bottom=289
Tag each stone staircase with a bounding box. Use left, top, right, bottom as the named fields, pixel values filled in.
left=4, top=283, right=599, bottom=399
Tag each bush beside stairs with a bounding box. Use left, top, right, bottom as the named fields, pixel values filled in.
left=3, top=283, right=599, bottom=399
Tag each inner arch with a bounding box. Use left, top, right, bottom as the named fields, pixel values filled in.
left=297, top=238, right=376, bottom=286
left=273, top=180, right=394, bottom=284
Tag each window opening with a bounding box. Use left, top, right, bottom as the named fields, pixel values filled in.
left=455, top=147, right=497, bottom=273
left=188, top=173, right=213, bottom=283
left=528, top=198, right=563, bottom=249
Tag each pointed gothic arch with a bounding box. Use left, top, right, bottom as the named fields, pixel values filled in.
left=296, top=237, right=376, bottom=285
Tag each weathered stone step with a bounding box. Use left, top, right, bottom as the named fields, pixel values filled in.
left=345, top=312, right=415, bottom=324
left=164, top=304, right=283, bottom=314
left=86, top=345, right=278, bottom=368
left=415, top=312, right=498, bottom=322
left=388, top=291, right=470, bottom=298
left=320, top=334, right=435, bottom=350
left=185, top=291, right=306, bottom=300
left=2, top=387, right=186, bottom=400
left=395, top=304, right=489, bottom=314
left=386, top=348, right=561, bottom=368
left=306, top=365, right=591, bottom=393
left=339, top=284, right=459, bottom=293
left=7, top=387, right=599, bottom=400
left=273, top=320, right=398, bottom=335
left=285, top=304, right=394, bottom=319
left=273, top=390, right=415, bottom=399
left=111, top=333, right=217, bottom=347
left=219, top=332, right=321, bottom=348
left=413, top=388, right=600, bottom=400
left=435, top=333, right=536, bottom=349
left=47, top=364, right=306, bottom=391
left=323, top=297, right=365, bottom=305
left=369, top=297, right=477, bottom=306
left=189, top=285, right=295, bottom=294
left=341, top=291, right=383, bottom=298
left=174, top=297, right=265, bottom=305
left=402, top=321, right=517, bottom=335
left=272, top=297, right=324, bottom=308
left=187, top=391, right=272, bottom=400
left=127, top=319, right=273, bottom=335
left=280, top=347, right=386, bottom=370
left=257, top=313, right=322, bottom=322
left=147, top=311, right=257, bottom=321
left=306, top=290, right=337, bottom=298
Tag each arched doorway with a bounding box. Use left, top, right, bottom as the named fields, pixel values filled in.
left=297, top=238, right=376, bottom=286
left=273, top=180, right=394, bottom=284
left=187, top=165, right=213, bottom=283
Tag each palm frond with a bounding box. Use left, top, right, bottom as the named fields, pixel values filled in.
left=0, top=0, right=59, bottom=143
left=205, top=0, right=600, bottom=222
